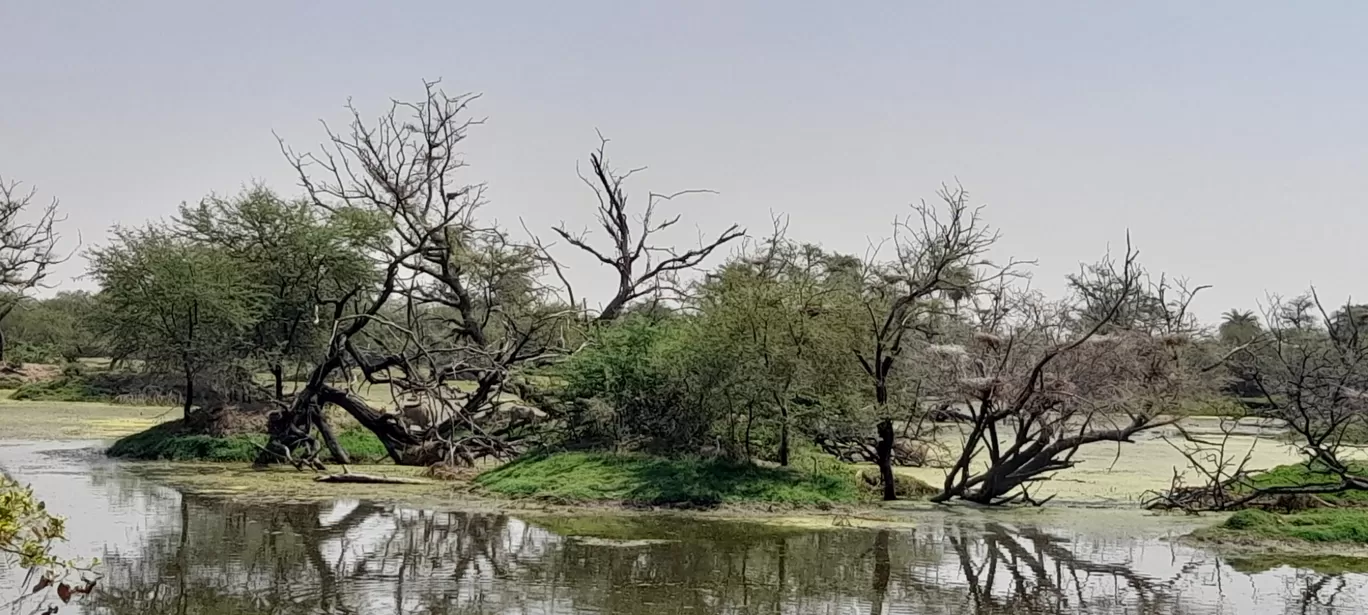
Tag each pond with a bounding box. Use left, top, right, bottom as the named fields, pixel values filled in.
left=3, top=440, right=1368, bottom=614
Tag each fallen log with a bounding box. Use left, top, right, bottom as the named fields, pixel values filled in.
left=314, top=473, right=434, bottom=485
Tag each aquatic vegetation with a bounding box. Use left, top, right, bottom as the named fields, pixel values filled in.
left=475, top=452, right=862, bottom=507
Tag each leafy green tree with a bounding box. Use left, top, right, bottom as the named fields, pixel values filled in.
left=88, top=227, right=264, bottom=417
left=689, top=237, right=866, bottom=464
left=176, top=185, right=385, bottom=399
left=1, top=291, right=106, bottom=362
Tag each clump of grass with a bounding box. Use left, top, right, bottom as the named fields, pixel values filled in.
left=475, top=452, right=862, bottom=507
left=1244, top=463, right=1368, bottom=507
left=109, top=420, right=389, bottom=463
left=1213, top=509, right=1368, bottom=544
left=1223, top=509, right=1279, bottom=530
left=11, top=377, right=111, bottom=402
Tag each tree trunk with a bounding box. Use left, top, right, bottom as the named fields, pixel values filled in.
left=0, top=328, right=8, bottom=364
left=876, top=419, right=896, bottom=501
left=182, top=367, right=194, bottom=418
left=270, top=363, right=285, bottom=401
left=779, top=403, right=790, bottom=466
left=310, top=405, right=350, bottom=464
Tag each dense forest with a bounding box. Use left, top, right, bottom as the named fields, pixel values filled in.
left=3, top=82, right=1368, bottom=511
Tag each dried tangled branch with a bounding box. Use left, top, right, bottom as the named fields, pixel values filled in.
left=554, top=133, right=743, bottom=321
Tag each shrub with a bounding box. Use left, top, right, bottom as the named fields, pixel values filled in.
left=1223, top=509, right=1279, bottom=530
left=109, top=420, right=389, bottom=463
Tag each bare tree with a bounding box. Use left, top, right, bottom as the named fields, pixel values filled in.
left=852, top=186, right=1018, bottom=500
left=0, top=177, right=66, bottom=362
left=1154, top=291, right=1368, bottom=511
left=553, top=135, right=743, bottom=321
left=926, top=242, right=1214, bottom=505
left=257, top=81, right=572, bottom=468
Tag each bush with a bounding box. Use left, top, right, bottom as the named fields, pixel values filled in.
left=109, top=420, right=389, bottom=463
left=475, top=451, right=861, bottom=507
left=11, top=377, right=111, bottom=403
left=1223, top=509, right=1279, bottom=530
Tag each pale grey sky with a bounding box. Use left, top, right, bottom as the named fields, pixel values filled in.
left=3, top=1, right=1365, bottom=321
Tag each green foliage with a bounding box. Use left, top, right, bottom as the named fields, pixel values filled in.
left=475, top=452, right=861, bottom=507
left=0, top=475, right=66, bottom=570
left=1218, top=309, right=1261, bottom=346
left=557, top=317, right=712, bottom=448
left=175, top=186, right=386, bottom=394
left=11, top=376, right=112, bottom=402
left=88, top=226, right=264, bottom=408
left=108, top=421, right=389, bottom=462
left=555, top=239, right=873, bottom=460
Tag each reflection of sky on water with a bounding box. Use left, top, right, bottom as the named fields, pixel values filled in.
left=2, top=440, right=1368, bottom=614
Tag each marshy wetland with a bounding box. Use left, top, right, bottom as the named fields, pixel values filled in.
left=4, top=404, right=1368, bottom=614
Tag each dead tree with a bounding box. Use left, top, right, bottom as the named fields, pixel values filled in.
left=258, top=81, right=572, bottom=468
left=852, top=186, right=1020, bottom=500
left=1154, top=291, right=1368, bottom=511
left=553, top=134, right=743, bottom=321
left=927, top=242, right=1213, bottom=505
left=0, top=177, right=65, bottom=362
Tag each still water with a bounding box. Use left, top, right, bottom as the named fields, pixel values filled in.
left=3, top=440, right=1368, bottom=615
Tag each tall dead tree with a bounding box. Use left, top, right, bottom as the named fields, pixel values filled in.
left=0, top=177, right=65, bottom=362
left=553, top=135, right=743, bottom=321
left=926, top=243, right=1213, bottom=505
left=258, top=82, right=571, bottom=468
left=853, top=186, right=1015, bottom=501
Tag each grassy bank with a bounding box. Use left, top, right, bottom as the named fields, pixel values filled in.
left=1197, top=509, right=1368, bottom=544
left=474, top=452, right=863, bottom=507
left=108, top=420, right=390, bottom=462
left=1244, top=462, right=1368, bottom=506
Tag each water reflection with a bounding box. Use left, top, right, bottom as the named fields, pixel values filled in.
left=3, top=442, right=1368, bottom=614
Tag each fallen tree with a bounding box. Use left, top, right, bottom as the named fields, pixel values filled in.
left=256, top=81, right=739, bottom=469
left=923, top=243, right=1216, bottom=505
left=1152, top=292, right=1368, bottom=512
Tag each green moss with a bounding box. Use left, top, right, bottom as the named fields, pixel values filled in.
left=475, top=452, right=862, bottom=507
left=108, top=421, right=390, bottom=463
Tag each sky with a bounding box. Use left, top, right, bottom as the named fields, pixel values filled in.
left=3, top=1, right=1367, bottom=322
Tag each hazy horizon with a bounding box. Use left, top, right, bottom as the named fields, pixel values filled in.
left=4, top=2, right=1367, bottom=322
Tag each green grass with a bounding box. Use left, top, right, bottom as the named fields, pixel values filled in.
left=1244, top=463, right=1368, bottom=507
left=1214, top=509, right=1368, bottom=544
left=475, top=452, right=862, bottom=507
left=108, top=420, right=390, bottom=463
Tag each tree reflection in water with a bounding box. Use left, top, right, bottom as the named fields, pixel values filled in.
left=87, top=497, right=1367, bottom=615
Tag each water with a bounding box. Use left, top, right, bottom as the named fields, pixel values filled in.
left=3, top=441, right=1368, bottom=614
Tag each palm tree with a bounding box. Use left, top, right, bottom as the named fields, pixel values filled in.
left=1218, top=309, right=1260, bottom=345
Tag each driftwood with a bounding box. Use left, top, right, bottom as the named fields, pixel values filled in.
left=314, top=473, right=434, bottom=485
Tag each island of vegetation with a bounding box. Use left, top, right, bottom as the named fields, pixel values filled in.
left=4, top=82, right=1368, bottom=555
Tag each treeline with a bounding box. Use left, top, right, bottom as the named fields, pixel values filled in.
left=6, top=81, right=1363, bottom=505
